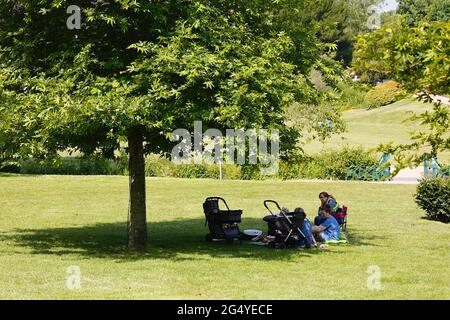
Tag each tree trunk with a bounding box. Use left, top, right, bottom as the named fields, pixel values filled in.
left=127, top=126, right=147, bottom=251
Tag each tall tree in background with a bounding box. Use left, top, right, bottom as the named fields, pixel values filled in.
left=296, top=0, right=384, bottom=65
left=398, top=0, right=450, bottom=25
left=0, top=0, right=332, bottom=250
left=353, top=18, right=450, bottom=170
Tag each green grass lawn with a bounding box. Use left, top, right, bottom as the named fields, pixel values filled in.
left=0, top=175, right=449, bottom=299
left=304, top=98, right=450, bottom=163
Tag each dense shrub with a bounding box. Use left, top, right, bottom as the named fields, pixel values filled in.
left=174, top=164, right=209, bottom=178
left=173, top=163, right=241, bottom=179
left=278, top=147, right=379, bottom=180
left=278, top=161, right=306, bottom=180
left=310, top=69, right=370, bottom=110
left=207, top=163, right=241, bottom=180
left=336, top=81, right=370, bottom=110
left=364, top=80, right=406, bottom=109
left=313, top=147, right=379, bottom=180
left=415, top=178, right=450, bottom=223
left=0, top=161, right=20, bottom=173
left=144, top=154, right=175, bottom=177
left=0, top=152, right=20, bottom=172
left=19, top=157, right=124, bottom=175
left=7, top=147, right=379, bottom=181
left=441, top=164, right=450, bottom=176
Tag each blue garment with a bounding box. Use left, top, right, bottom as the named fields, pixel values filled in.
left=314, top=214, right=326, bottom=226
left=317, top=198, right=338, bottom=214
left=298, top=219, right=314, bottom=247
left=315, top=198, right=339, bottom=226
left=319, top=215, right=340, bottom=241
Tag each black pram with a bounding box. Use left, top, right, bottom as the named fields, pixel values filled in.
left=203, top=197, right=242, bottom=243
left=263, top=200, right=309, bottom=249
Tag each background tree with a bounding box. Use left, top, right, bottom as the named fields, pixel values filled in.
left=352, top=18, right=450, bottom=171
left=294, top=0, right=385, bottom=65
left=398, top=0, right=433, bottom=25
left=0, top=0, right=334, bottom=250
left=427, top=0, right=450, bottom=22
left=398, top=0, right=450, bottom=25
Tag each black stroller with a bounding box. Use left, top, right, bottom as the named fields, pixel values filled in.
left=203, top=197, right=243, bottom=243
left=263, top=200, right=310, bottom=249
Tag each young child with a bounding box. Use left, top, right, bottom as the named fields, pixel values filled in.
left=312, top=204, right=340, bottom=241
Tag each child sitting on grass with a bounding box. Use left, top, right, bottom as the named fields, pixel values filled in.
left=312, top=204, right=340, bottom=242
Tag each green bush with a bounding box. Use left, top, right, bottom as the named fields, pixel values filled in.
left=415, top=178, right=450, bottom=223
left=336, top=81, right=370, bottom=110
left=278, top=147, right=379, bottom=180
left=313, top=147, right=379, bottom=180
left=205, top=163, right=241, bottom=180
left=278, top=161, right=306, bottom=180
left=9, top=148, right=379, bottom=181
left=441, top=164, right=450, bottom=176
left=19, top=157, right=124, bottom=175
left=144, top=154, right=175, bottom=177
left=171, top=162, right=241, bottom=179
left=364, top=80, right=406, bottom=109
left=0, top=160, right=20, bottom=173
left=173, top=164, right=209, bottom=178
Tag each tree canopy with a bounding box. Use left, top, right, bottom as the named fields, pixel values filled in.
left=398, top=0, right=450, bottom=25
left=353, top=19, right=450, bottom=93
left=0, top=0, right=337, bottom=249
left=292, top=0, right=384, bottom=65
left=352, top=18, right=450, bottom=170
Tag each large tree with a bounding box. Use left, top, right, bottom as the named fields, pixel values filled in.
left=0, top=0, right=327, bottom=250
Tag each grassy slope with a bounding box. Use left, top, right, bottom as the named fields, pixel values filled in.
left=304, top=98, right=450, bottom=162
left=0, top=175, right=449, bottom=299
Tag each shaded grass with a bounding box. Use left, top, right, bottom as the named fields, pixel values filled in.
left=0, top=175, right=449, bottom=299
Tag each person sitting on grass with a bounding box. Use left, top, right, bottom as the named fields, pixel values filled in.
left=312, top=204, right=340, bottom=242
left=314, top=191, right=341, bottom=226
left=293, top=207, right=317, bottom=249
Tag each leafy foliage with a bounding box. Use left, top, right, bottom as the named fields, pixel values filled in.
left=353, top=19, right=450, bottom=93
left=295, top=0, right=384, bottom=65
left=5, top=147, right=378, bottom=181
left=398, top=0, right=450, bottom=26
left=0, top=0, right=334, bottom=161
left=353, top=19, right=450, bottom=171
left=415, top=178, right=450, bottom=223
left=335, top=81, right=370, bottom=110
left=19, top=156, right=124, bottom=175
left=277, top=147, right=379, bottom=180
left=364, top=81, right=406, bottom=109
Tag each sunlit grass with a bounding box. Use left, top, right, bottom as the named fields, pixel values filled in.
left=304, top=98, right=450, bottom=163
left=0, top=175, right=449, bottom=299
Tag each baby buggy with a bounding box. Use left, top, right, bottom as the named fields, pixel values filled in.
left=203, top=197, right=243, bottom=243
left=262, top=200, right=310, bottom=249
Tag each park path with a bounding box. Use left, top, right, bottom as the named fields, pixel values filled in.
left=388, top=167, right=423, bottom=184
left=430, top=94, right=450, bottom=105
left=412, top=94, right=450, bottom=105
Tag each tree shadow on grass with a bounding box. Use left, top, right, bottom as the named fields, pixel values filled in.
left=0, top=218, right=385, bottom=261
left=345, top=228, right=388, bottom=247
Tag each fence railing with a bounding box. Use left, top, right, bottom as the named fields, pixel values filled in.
left=346, top=153, right=391, bottom=181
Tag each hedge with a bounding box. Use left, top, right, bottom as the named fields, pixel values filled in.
left=415, top=178, right=450, bottom=223
left=364, top=80, right=406, bottom=109
left=1, top=147, right=380, bottom=181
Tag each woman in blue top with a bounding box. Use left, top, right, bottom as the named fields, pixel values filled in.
left=314, top=191, right=340, bottom=226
